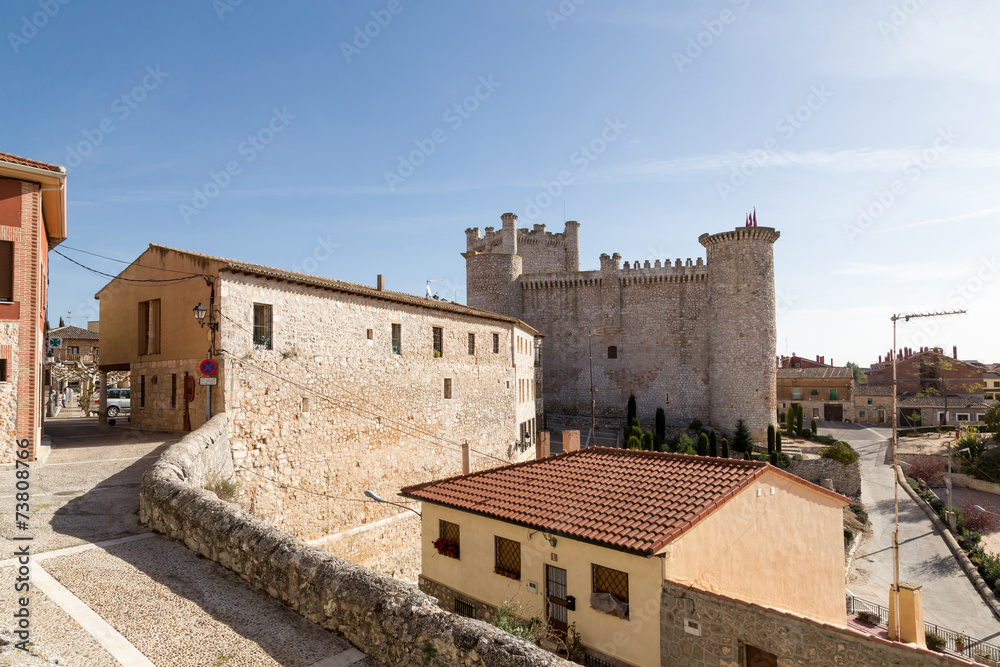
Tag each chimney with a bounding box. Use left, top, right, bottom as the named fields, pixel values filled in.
left=535, top=432, right=551, bottom=459
left=953, top=346, right=958, bottom=359
left=563, top=430, right=580, bottom=453
left=376, top=274, right=385, bottom=291
left=462, top=441, right=470, bottom=475
left=888, top=583, right=926, bottom=648
left=830, top=358, right=834, bottom=366
left=879, top=355, right=882, bottom=363
left=816, top=355, right=821, bottom=363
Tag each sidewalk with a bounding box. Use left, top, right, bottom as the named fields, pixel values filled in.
left=1, top=411, right=380, bottom=666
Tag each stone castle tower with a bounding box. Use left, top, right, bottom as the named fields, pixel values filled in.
left=464, top=213, right=779, bottom=441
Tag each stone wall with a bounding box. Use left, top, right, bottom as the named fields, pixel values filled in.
left=659, top=581, right=965, bottom=667
left=0, top=322, right=19, bottom=462
left=787, top=458, right=862, bottom=498
left=129, top=357, right=224, bottom=432
left=218, top=272, right=542, bottom=576
left=139, top=416, right=571, bottom=667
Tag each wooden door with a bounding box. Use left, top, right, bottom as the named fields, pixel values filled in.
left=546, top=565, right=568, bottom=637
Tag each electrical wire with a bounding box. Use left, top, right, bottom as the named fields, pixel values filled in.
left=53, top=249, right=203, bottom=284
left=59, top=245, right=212, bottom=277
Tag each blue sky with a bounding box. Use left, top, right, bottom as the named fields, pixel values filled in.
left=5, top=1, right=998, bottom=366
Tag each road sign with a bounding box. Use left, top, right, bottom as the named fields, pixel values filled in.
left=199, top=377, right=218, bottom=386
left=200, top=359, right=217, bottom=376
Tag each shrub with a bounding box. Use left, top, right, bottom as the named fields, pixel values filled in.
left=733, top=419, right=753, bottom=452
left=655, top=407, right=666, bottom=440
left=743, top=451, right=752, bottom=461
left=973, top=447, right=1000, bottom=483
left=819, top=442, right=860, bottom=465
left=786, top=406, right=795, bottom=436
left=493, top=602, right=546, bottom=643
left=205, top=478, right=238, bottom=502
left=677, top=433, right=695, bottom=455
left=906, top=457, right=945, bottom=486
left=627, top=394, right=637, bottom=427
left=844, top=527, right=854, bottom=549
left=641, top=431, right=654, bottom=452
left=709, top=430, right=718, bottom=457
left=697, top=432, right=709, bottom=457
left=773, top=452, right=791, bottom=470
left=811, top=417, right=817, bottom=435
left=767, top=424, right=775, bottom=455
left=689, top=418, right=703, bottom=432
left=796, top=404, right=804, bottom=434
left=850, top=502, right=868, bottom=525
left=855, top=610, right=878, bottom=625
left=775, top=431, right=782, bottom=453
left=925, top=632, right=946, bottom=652
left=962, top=501, right=1000, bottom=534
left=627, top=436, right=641, bottom=450
left=722, top=437, right=730, bottom=459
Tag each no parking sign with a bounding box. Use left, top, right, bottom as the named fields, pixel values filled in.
left=200, top=359, right=217, bottom=376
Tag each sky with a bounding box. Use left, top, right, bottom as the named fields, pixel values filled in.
left=4, top=1, right=999, bottom=367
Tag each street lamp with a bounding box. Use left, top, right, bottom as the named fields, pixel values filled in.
left=364, top=490, right=421, bottom=517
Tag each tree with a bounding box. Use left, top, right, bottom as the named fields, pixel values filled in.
left=697, top=432, right=709, bottom=456
left=985, top=403, right=1000, bottom=444
left=689, top=418, right=703, bottom=432
left=810, top=418, right=818, bottom=436
left=655, top=407, right=666, bottom=440
left=627, top=394, right=637, bottom=428
left=677, top=433, right=695, bottom=455
left=627, top=435, right=641, bottom=450
left=786, top=406, right=795, bottom=436
left=846, top=361, right=868, bottom=386
left=743, top=450, right=752, bottom=461
left=767, top=424, right=776, bottom=456
left=58, top=316, right=65, bottom=327
left=775, top=431, right=782, bottom=454
left=796, top=404, right=804, bottom=437
left=722, top=437, right=730, bottom=459
left=641, top=431, right=654, bottom=451
left=733, top=419, right=753, bottom=453
left=709, top=429, right=718, bottom=457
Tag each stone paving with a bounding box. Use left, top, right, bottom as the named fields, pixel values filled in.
left=0, top=409, right=381, bottom=667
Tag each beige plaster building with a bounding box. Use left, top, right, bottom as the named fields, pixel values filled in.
left=46, top=324, right=99, bottom=363
left=464, top=215, right=779, bottom=441
left=985, top=370, right=1000, bottom=401
left=403, top=448, right=849, bottom=667
left=96, top=245, right=542, bottom=578
left=776, top=366, right=854, bottom=422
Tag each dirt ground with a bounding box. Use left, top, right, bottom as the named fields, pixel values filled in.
left=896, top=431, right=985, bottom=456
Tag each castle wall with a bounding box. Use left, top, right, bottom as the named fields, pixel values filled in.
left=466, top=216, right=579, bottom=276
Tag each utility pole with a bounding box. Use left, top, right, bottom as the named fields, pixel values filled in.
left=889, top=309, right=964, bottom=641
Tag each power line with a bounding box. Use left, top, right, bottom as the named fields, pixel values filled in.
left=59, top=245, right=211, bottom=277
left=52, top=249, right=203, bottom=284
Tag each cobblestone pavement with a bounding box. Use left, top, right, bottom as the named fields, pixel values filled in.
left=826, top=424, right=1000, bottom=643
left=1, top=409, right=380, bottom=667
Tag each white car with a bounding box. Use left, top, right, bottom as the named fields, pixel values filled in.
left=90, top=388, right=131, bottom=417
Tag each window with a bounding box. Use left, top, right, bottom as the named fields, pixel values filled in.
left=810, top=389, right=819, bottom=395
left=302, top=397, right=311, bottom=413
left=978, top=414, right=985, bottom=422
left=957, top=413, right=970, bottom=422
left=468, top=333, right=475, bottom=355
left=138, top=299, right=161, bottom=355
left=0, top=241, right=12, bottom=302
left=432, top=327, right=443, bottom=357
left=443, top=378, right=452, bottom=399
left=493, top=333, right=499, bottom=354
left=436, top=520, right=460, bottom=559
left=170, top=374, right=177, bottom=409
left=92, top=346, right=99, bottom=356
left=0, top=358, right=6, bottom=382
left=454, top=598, right=475, bottom=618
left=867, top=398, right=873, bottom=405
left=391, top=323, right=401, bottom=354
left=812, top=408, right=819, bottom=418
left=995, top=381, right=1000, bottom=388
left=494, top=536, right=520, bottom=579
left=607, top=346, right=617, bottom=359
left=140, top=375, right=146, bottom=408
left=791, top=388, right=801, bottom=400
left=366, top=328, right=373, bottom=340
left=535, top=380, right=542, bottom=399
left=592, top=564, right=629, bottom=619
left=253, top=303, right=273, bottom=350
left=859, top=410, right=866, bottom=418
left=66, top=346, right=79, bottom=355
left=829, top=389, right=838, bottom=400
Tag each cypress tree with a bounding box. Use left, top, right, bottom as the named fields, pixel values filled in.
left=627, top=394, right=637, bottom=426
left=655, top=407, right=666, bottom=440
left=642, top=431, right=654, bottom=451
left=627, top=435, right=641, bottom=450
left=776, top=431, right=782, bottom=454
left=709, top=429, right=718, bottom=457
left=796, top=404, right=804, bottom=436
left=811, top=417, right=818, bottom=436
left=722, top=437, right=730, bottom=459
left=743, top=450, right=752, bottom=461
left=786, top=406, right=795, bottom=436
left=767, top=424, right=776, bottom=455
left=733, top=419, right=753, bottom=453
left=697, top=432, right=709, bottom=456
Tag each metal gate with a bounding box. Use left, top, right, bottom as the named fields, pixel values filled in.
left=546, top=565, right=568, bottom=635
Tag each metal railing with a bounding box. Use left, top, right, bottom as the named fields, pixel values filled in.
left=847, top=593, right=1000, bottom=660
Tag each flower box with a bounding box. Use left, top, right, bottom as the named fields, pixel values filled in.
left=494, top=567, right=519, bottom=580
left=432, top=537, right=459, bottom=559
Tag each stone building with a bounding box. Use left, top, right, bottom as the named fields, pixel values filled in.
left=853, top=386, right=893, bottom=425
left=465, top=214, right=779, bottom=440
left=97, top=245, right=542, bottom=578
left=0, top=151, right=67, bottom=462
left=46, top=324, right=99, bottom=363
left=776, top=367, right=854, bottom=422
left=866, top=346, right=984, bottom=399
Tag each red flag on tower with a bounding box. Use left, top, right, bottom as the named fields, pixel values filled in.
left=752, top=208, right=757, bottom=227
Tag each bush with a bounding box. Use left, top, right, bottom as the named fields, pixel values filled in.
left=733, top=419, right=753, bottom=453
left=810, top=417, right=817, bottom=435
left=655, top=407, right=666, bottom=440
left=962, top=501, right=1000, bottom=534
left=767, top=424, right=775, bottom=455
left=722, top=437, right=730, bottom=459
left=786, top=406, right=795, bottom=436
left=925, top=632, right=946, bottom=652
left=709, top=430, right=718, bottom=457
left=689, top=418, right=703, bottom=432
left=855, top=610, right=878, bottom=625
left=627, top=394, right=637, bottom=427
left=641, top=431, right=654, bottom=451
left=973, top=447, right=1000, bottom=483
left=850, top=502, right=868, bottom=525
left=811, top=434, right=838, bottom=446
left=493, top=602, right=546, bottom=643
left=844, top=527, right=854, bottom=549
left=697, top=432, right=709, bottom=456
left=775, top=431, right=782, bottom=454
left=677, top=433, right=695, bottom=455
left=626, top=436, right=641, bottom=450
left=819, top=442, right=860, bottom=465
left=906, top=457, right=945, bottom=486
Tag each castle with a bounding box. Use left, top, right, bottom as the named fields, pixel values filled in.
left=464, top=213, right=779, bottom=440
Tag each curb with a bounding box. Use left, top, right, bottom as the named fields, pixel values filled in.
left=895, top=465, right=1000, bottom=623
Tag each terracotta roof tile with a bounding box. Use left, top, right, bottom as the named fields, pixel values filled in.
left=0, top=151, right=64, bottom=173
left=401, top=448, right=848, bottom=556
left=776, top=367, right=854, bottom=380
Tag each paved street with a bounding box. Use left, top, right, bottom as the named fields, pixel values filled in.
left=1, top=410, right=380, bottom=667
left=828, top=423, right=1000, bottom=643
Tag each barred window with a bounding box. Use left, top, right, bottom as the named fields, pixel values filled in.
left=607, top=346, right=617, bottom=359
left=443, top=378, right=452, bottom=399
left=592, top=564, right=628, bottom=619
left=493, top=333, right=500, bottom=354
left=494, top=536, right=520, bottom=579
left=433, top=327, right=443, bottom=357
left=253, top=303, right=273, bottom=350
left=391, top=323, right=401, bottom=354
left=468, top=333, right=475, bottom=355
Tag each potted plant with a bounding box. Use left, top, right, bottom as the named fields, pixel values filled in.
left=432, top=537, right=459, bottom=559
left=926, top=631, right=946, bottom=652
left=956, top=635, right=966, bottom=653
left=568, top=623, right=585, bottom=664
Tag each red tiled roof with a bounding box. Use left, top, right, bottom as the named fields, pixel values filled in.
left=0, top=151, right=64, bottom=173
left=48, top=325, right=99, bottom=341
left=776, top=367, right=853, bottom=380
left=401, top=448, right=848, bottom=556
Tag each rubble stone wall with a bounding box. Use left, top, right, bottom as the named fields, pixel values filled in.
left=787, top=458, right=862, bottom=498
left=139, top=416, right=571, bottom=667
